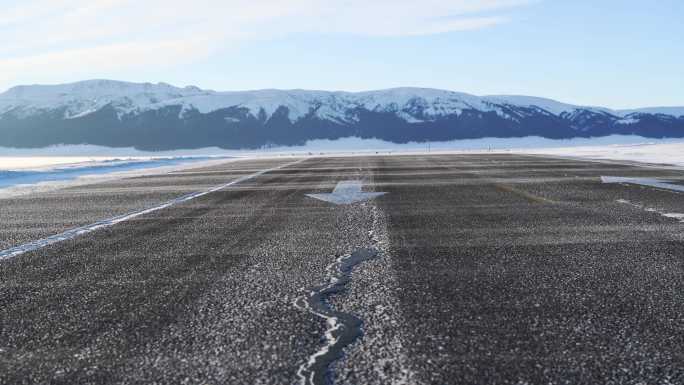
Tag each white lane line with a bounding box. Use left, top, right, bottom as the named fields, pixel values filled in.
left=0, top=158, right=307, bottom=261
left=602, top=176, right=684, bottom=193
left=616, top=199, right=684, bottom=223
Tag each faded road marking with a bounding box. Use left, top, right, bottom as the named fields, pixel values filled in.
left=602, top=176, right=684, bottom=194
left=0, top=158, right=307, bottom=261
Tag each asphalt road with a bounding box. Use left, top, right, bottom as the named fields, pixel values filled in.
left=1, top=154, right=683, bottom=384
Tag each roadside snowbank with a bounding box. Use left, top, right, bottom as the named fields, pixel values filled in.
left=519, top=142, right=684, bottom=167
left=0, top=157, right=238, bottom=199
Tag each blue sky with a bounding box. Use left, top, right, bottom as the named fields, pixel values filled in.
left=1, top=0, right=682, bottom=108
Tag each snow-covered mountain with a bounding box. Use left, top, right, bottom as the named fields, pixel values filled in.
left=1, top=80, right=682, bottom=150
left=0, top=80, right=208, bottom=119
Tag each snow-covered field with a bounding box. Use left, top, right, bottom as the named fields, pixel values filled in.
left=2, top=135, right=684, bottom=198
left=267, top=136, right=684, bottom=168
left=266, top=135, right=684, bottom=153
left=2, top=135, right=682, bottom=160
left=519, top=142, right=684, bottom=167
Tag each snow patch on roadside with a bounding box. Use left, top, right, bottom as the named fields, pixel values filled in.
left=0, top=157, right=219, bottom=187
left=521, top=141, right=684, bottom=167
left=0, top=157, right=240, bottom=199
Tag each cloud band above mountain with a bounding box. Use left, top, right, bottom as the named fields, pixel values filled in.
left=0, top=0, right=533, bottom=89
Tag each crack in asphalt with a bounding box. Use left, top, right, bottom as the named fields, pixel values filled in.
left=294, top=248, right=379, bottom=385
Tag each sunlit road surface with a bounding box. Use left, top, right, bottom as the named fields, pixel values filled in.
left=1, top=154, right=683, bottom=384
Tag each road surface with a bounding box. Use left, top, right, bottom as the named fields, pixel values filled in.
left=1, top=154, right=683, bottom=384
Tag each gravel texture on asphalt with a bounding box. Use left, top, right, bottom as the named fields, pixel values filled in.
left=0, top=158, right=291, bottom=250
left=2, top=153, right=684, bottom=384
left=329, top=159, right=420, bottom=385
left=373, top=154, right=684, bottom=385
left=0, top=156, right=381, bottom=384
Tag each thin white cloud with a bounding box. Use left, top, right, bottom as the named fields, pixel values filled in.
left=0, top=0, right=76, bottom=27
left=0, top=39, right=214, bottom=86
left=301, top=0, right=529, bottom=36
left=0, top=0, right=533, bottom=88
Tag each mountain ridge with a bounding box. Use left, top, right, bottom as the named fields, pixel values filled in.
left=1, top=79, right=683, bottom=150
left=3, top=79, right=682, bottom=118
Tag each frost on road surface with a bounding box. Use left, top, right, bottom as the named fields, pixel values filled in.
left=0, top=158, right=305, bottom=261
